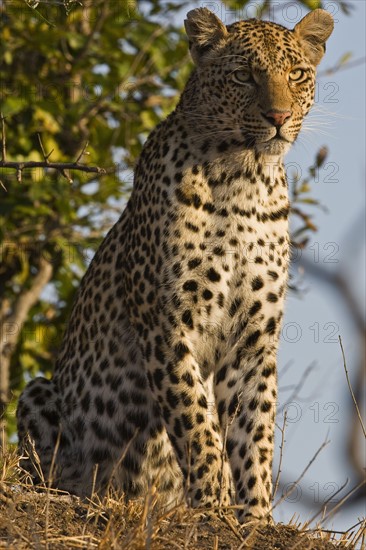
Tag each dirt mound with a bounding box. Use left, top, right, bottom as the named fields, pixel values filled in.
left=0, top=484, right=356, bottom=549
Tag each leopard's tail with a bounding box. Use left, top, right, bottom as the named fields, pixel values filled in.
left=17, top=377, right=70, bottom=487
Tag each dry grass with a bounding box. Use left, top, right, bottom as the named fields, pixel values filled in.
left=1, top=339, right=364, bottom=548
left=0, top=447, right=364, bottom=550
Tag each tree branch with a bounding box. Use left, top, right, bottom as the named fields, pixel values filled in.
left=0, top=160, right=115, bottom=184
left=0, top=114, right=115, bottom=186
left=0, top=257, right=53, bottom=431
left=0, top=257, right=53, bottom=357
left=300, top=256, right=366, bottom=491
left=339, top=336, right=366, bottom=438
left=318, top=56, right=366, bottom=77
left=1, top=114, right=6, bottom=162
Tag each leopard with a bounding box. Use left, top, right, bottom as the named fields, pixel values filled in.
left=17, top=7, right=333, bottom=522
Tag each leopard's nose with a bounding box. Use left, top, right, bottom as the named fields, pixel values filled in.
left=263, top=110, right=292, bottom=127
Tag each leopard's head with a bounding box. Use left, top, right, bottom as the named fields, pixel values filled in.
left=184, top=8, right=334, bottom=156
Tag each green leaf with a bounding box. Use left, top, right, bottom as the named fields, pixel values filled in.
left=301, top=0, right=322, bottom=9
left=338, top=52, right=353, bottom=66
left=4, top=50, right=13, bottom=64
left=1, top=98, right=26, bottom=117
left=298, top=198, right=320, bottom=205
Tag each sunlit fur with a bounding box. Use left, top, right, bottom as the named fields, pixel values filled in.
left=17, top=8, right=333, bottom=524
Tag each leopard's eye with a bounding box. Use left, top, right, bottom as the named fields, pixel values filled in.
left=232, top=69, right=252, bottom=85
left=289, top=68, right=307, bottom=83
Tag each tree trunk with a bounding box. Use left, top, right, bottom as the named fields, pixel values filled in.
left=0, top=257, right=53, bottom=447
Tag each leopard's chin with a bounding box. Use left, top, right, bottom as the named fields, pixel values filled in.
left=256, top=137, right=292, bottom=156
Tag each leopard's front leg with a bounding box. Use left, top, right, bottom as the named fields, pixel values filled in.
left=215, top=342, right=278, bottom=523
left=145, top=332, right=233, bottom=509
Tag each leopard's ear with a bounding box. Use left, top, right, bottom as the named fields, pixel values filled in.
left=184, top=8, right=228, bottom=65
left=294, top=9, right=334, bottom=65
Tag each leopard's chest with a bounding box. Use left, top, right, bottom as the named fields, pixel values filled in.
left=160, top=170, right=290, bottom=362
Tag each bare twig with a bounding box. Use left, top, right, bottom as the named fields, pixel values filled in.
left=339, top=335, right=366, bottom=438
left=352, top=526, right=366, bottom=548
left=321, top=478, right=366, bottom=524
left=220, top=420, right=229, bottom=509
left=1, top=113, right=6, bottom=162
left=37, top=133, right=54, bottom=162
left=315, top=519, right=364, bottom=534
left=272, top=436, right=330, bottom=510
left=71, top=2, right=109, bottom=65
left=273, top=410, right=287, bottom=498
left=290, top=206, right=317, bottom=232
left=45, top=429, right=61, bottom=549
left=75, top=141, right=89, bottom=164
left=306, top=477, right=349, bottom=525
left=221, top=513, right=243, bottom=543
left=105, top=429, right=140, bottom=496
left=81, top=463, right=99, bottom=536
left=300, top=257, right=366, bottom=486
left=349, top=518, right=366, bottom=547
left=278, top=362, right=318, bottom=413
left=318, top=56, right=366, bottom=77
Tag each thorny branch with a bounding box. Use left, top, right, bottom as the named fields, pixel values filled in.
left=339, top=335, right=366, bottom=439
left=318, top=56, right=366, bottom=77
left=1, top=114, right=6, bottom=162
left=307, top=477, right=349, bottom=526
left=272, top=437, right=330, bottom=511
left=300, top=256, right=366, bottom=493
left=273, top=410, right=287, bottom=499
left=0, top=114, right=115, bottom=188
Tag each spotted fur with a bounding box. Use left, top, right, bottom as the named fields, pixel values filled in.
left=17, top=8, right=333, bottom=522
